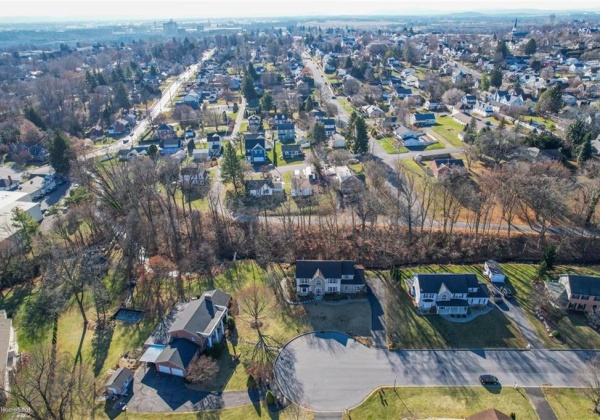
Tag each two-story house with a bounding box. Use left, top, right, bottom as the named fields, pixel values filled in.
left=322, top=118, right=336, bottom=137
left=295, top=260, right=366, bottom=297
left=247, top=114, right=262, bottom=133
left=472, top=101, right=494, bottom=118
left=552, top=274, right=600, bottom=313
left=207, top=133, right=222, bottom=157
left=244, top=135, right=267, bottom=164
left=411, top=113, right=436, bottom=127
left=277, top=122, right=296, bottom=143
left=408, top=273, right=489, bottom=315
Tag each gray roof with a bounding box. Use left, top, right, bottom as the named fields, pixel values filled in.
left=169, top=289, right=230, bottom=337
left=432, top=158, right=465, bottom=169
left=414, top=273, right=480, bottom=294
left=277, top=123, right=295, bottom=130
left=105, top=367, right=133, bottom=390
left=485, top=260, right=504, bottom=275
left=562, top=274, right=600, bottom=297
left=281, top=145, right=301, bottom=153
left=296, top=260, right=365, bottom=285
left=155, top=339, right=198, bottom=370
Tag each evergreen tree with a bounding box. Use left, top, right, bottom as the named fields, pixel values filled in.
left=187, top=139, right=196, bottom=155
left=578, top=135, right=593, bottom=164
left=345, top=56, right=353, bottom=69
left=248, top=62, right=259, bottom=81
left=305, top=96, right=313, bottom=112
left=490, top=67, right=503, bottom=88
left=535, top=85, right=563, bottom=114
left=23, top=105, right=46, bottom=130
left=148, top=144, right=159, bottom=158
left=85, top=70, right=97, bottom=92
left=114, top=82, right=132, bottom=110
left=221, top=142, right=244, bottom=193
left=481, top=74, right=490, bottom=91
left=260, top=92, right=274, bottom=112
left=48, top=130, right=72, bottom=175
left=346, top=112, right=368, bottom=154
left=11, top=207, right=39, bottom=253
left=312, top=121, right=326, bottom=144
left=496, top=40, right=509, bottom=60
left=241, top=73, right=258, bottom=101
left=524, top=38, right=537, bottom=55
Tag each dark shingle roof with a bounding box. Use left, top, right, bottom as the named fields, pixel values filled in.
left=296, top=260, right=358, bottom=280
left=245, top=179, right=274, bottom=190
left=277, top=123, right=295, bottom=130
left=155, top=339, right=198, bottom=370
left=414, top=273, right=480, bottom=294
left=413, top=113, right=435, bottom=121
left=563, top=275, right=600, bottom=297
left=281, top=145, right=301, bottom=153
left=105, top=367, right=133, bottom=390
left=169, top=289, right=230, bottom=337
left=432, top=158, right=465, bottom=169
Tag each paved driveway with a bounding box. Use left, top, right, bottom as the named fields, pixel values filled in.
left=274, top=331, right=596, bottom=412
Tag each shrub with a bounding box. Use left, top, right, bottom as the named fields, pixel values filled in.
left=265, top=390, right=276, bottom=406
left=185, top=355, right=219, bottom=384
left=205, top=342, right=224, bottom=359
left=550, top=330, right=560, bottom=338
left=226, top=317, right=236, bottom=331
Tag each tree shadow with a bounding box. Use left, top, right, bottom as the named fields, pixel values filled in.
left=92, top=322, right=115, bottom=377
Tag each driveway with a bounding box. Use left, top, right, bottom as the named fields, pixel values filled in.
left=125, top=366, right=260, bottom=413
left=273, top=331, right=595, bottom=412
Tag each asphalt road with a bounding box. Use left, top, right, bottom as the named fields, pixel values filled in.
left=274, top=331, right=596, bottom=412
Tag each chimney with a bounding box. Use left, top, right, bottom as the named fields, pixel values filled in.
left=204, top=293, right=212, bottom=301
left=7, top=175, right=12, bottom=186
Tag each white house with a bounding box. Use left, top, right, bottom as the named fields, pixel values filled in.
left=408, top=273, right=489, bottom=315
left=484, top=261, right=506, bottom=284
left=295, top=260, right=366, bottom=297
left=245, top=179, right=283, bottom=197
left=473, top=101, right=494, bottom=118
left=104, top=368, right=133, bottom=397
left=291, top=174, right=313, bottom=197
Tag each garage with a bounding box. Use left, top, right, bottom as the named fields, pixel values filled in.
left=153, top=339, right=199, bottom=377
left=171, top=368, right=185, bottom=377
left=157, top=365, right=171, bottom=374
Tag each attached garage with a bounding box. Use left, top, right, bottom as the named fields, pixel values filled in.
left=154, top=339, right=199, bottom=378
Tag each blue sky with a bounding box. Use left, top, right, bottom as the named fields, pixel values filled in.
left=0, top=0, right=598, bottom=20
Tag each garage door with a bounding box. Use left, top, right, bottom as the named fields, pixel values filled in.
left=171, top=368, right=185, bottom=377
left=157, top=365, right=171, bottom=374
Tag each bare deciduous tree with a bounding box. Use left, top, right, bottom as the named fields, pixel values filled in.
left=185, top=355, right=220, bottom=385
left=237, top=283, right=274, bottom=329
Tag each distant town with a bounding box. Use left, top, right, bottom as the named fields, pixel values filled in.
left=1, top=10, right=600, bottom=420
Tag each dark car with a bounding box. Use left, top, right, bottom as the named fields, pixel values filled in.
left=490, top=290, right=502, bottom=304
left=500, top=287, right=513, bottom=299
left=479, top=374, right=499, bottom=385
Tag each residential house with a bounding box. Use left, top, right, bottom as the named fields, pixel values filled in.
left=161, top=137, right=182, bottom=155
left=527, top=147, right=562, bottom=162
left=425, top=100, right=442, bottom=111
left=411, top=113, right=436, bottom=127
left=139, top=290, right=232, bottom=377
left=394, top=126, right=435, bottom=149
left=335, top=166, right=363, bottom=194
left=244, top=135, right=267, bottom=164
left=104, top=368, right=134, bottom=397
left=331, top=134, right=346, bottom=149
left=295, top=260, right=366, bottom=297
left=247, top=114, right=262, bottom=133
left=429, top=158, right=466, bottom=178
left=395, top=87, right=413, bottom=99
left=362, top=105, right=385, bottom=119
left=109, top=118, right=130, bottom=135
left=547, top=274, right=600, bottom=313
left=207, top=134, right=222, bottom=157
left=245, top=178, right=283, bottom=197
left=277, top=123, right=296, bottom=142
left=281, top=144, right=302, bottom=160
left=0, top=177, right=18, bottom=191
left=461, top=94, right=477, bottom=108
left=273, top=113, right=289, bottom=126
left=309, top=109, right=326, bottom=121
left=291, top=173, right=313, bottom=197
left=157, top=124, right=177, bottom=142
left=0, top=309, right=19, bottom=394
left=408, top=273, right=489, bottom=315
left=28, top=145, right=49, bottom=163
left=473, top=101, right=494, bottom=118
left=322, top=118, right=336, bottom=137
left=467, top=408, right=512, bottom=420
left=117, top=146, right=149, bottom=161
left=180, top=166, right=207, bottom=189
left=192, top=148, right=210, bottom=163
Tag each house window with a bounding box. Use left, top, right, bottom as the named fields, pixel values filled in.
left=327, top=286, right=337, bottom=292
left=439, top=306, right=445, bottom=310
left=355, top=286, right=362, bottom=292
left=300, top=286, right=309, bottom=294
left=439, top=294, right=449, bottom=301
left=582, top=295, right=590, bottom=300
left=327, top=279, right=337, bottom=284
left=298, top=279, right=309, bottom=285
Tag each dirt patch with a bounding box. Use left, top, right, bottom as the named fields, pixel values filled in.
left=304, top=301, right=371, bottom=336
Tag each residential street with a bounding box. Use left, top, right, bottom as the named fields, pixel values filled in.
left=274, top=331, right=596, bottom=412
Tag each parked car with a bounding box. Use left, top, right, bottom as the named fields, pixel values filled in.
left=490, top=290, right=502, bottom=304
left=479, top=374, right=499, bottom=385
left=500, top=287, right=513, bottom=299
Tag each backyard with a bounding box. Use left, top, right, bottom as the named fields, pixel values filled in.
left=347, top=386, right=537, bottom=420
left=376, top=136, right=408, bottom=154
left=430, top=115, right=465, bottom=147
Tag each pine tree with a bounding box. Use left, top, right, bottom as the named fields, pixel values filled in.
left=490, top=67, right=503, bottom=88
left=241, top=73, right=258, bottom=101
left=312, top=121, right=326, bottom=144
left=481, top=74, right=490, bottom=91
left=578, top=135, right=593, bottom=163
left=524, top=38, right=537, bottom=55
left=48, top=130, right=72, bottom=175
left=187, top=139, right=196, bottom=155
left=248, top=62, right=259, bottom=81
left=221, top=142, right=244, bottom=193
left=114, top=82, right=132, bottom=110
left=148, top=144, right=159, bottom=158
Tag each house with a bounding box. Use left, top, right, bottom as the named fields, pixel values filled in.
left=277, top=122, right=296, bottom=142
left=461, top=94, right=477, bottom=108
left=109, top=119, right=130, bottom=135
left=331, top=133, right=346, bottom=148
left=180, top=166, right=207, bottom=189
left=0, top=177, right=18, bottom=191
left=245, top=135, right=267, bottom=164
left=467, top=408, right=512, bottom=420
left=295, top=260, right=366, bottom=297
left=142, top=290, right=231, bottom=377
left=527, top=147, right=562, bottom=162
left=281, top=144, right=302, bottom=160
left=429, top=158, right=466, bottom=178
left=549, top=274, right=600, bottom=313
left=473, top=101, right=494, bottom=118
left=117, top=146, right=149, bottom=161
left=362, top=105, right=385, bottom=119
left=104, top=367, right=133, bottom=397
left=192, top=148, right=210, bottom=163
left=408, top=273, right=489, bottom=315
left=207, top=134, right=222, bottom=157
left=157, top=123, right=177, bottom=142
left=322, top=118, right=336, bottom=137
left=411, top=113, right=436, bottom=127
left=161, top=137, right=182, bottom=155
left=247, top=114, right=262, bottom=133
left=291, top=174, right=313, bottom=197
left=245, top=179, right=283, bottom=196
left=273, top=114, right=289, bottom=126
left=395, top=87, right=413, bottom=99
left=0, top=309, right=19, bottom=394
left=484, top=261, right=505, bottom=284
left=425, top=100, right=441, bottom=111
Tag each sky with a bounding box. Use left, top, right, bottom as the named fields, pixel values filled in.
left=0, top=0, right=599, bottom=21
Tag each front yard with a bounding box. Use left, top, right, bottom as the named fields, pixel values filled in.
left=430, top=115, right=465, bottom=147
left=543, top=388, right=597, bottom=420
left=376, top=136, right=408, bottom=154
left=347, top=386, right=537, bottom=420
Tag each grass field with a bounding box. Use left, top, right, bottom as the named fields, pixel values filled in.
left=376, top=137, right=408, bottom=154
left=272, top=142, right=306, bottom=166
left=424, top=142, right=445, bottom=151
left=337, top=97, right=355, bottom=115
left=347, top=386, right=537, bottom=420
left=543, top=388, right=597, bottom=420
left=430, top=115, right=465, bottom=147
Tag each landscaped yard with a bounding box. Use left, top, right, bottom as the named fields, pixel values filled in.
left=376, top=137, right=408, bottom=154
left=347, top=386, right=537, bottom=420
left=543, top=388, right=597, bottom=420
left=120, top=402, right=313, bottom=419
left=424, top=142, right=445, bottom=151
left=272, top=142, right=305, bottom=166
left=430, top=115, right=465, bottom=147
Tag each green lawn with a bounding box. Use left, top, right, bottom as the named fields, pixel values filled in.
left=424, top=142, right=445, bottom=151
left=348, top=162, right=364, bottom=176
left=239, top=121, right=248, bottom=133
left=347, top=386, right=537, bottom=420
left=377, top=137, right=408, bottom=154
left=337, top=97, right=355, bottom=115
left=543, top=388, right=597, bottom=420
left=272, top=142, right=305, bottom=166
left=430, top=115, right=465, bottom=147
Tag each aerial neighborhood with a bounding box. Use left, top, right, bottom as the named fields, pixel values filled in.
left=2, top=8, right=600, bottom=420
